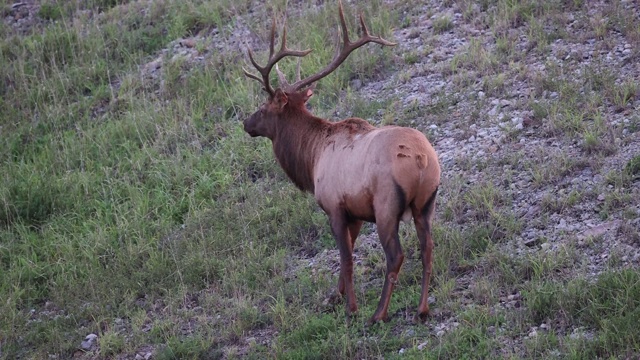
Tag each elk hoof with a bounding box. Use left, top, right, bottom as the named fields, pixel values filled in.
left=417, top=305, right=430, bottom=317
left=346, top=301, right=358, bottom=315
left=414, top=311, right=430, bottom=323
left=368, top=313, right=389, bottom=325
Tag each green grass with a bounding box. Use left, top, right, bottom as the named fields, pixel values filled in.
left=524, top=269, right=640, bottom=357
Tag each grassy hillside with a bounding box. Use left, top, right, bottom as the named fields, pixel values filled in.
left=1, top=0, right=639, bottom=359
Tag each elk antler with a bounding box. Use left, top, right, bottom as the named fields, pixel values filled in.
left=244, top=1, right=396, bottom=95
left=286, top=0, right=397, bottom=91
left=275, top=60, right=303, bottom=90
left=243, top=17, right=312, bottom=96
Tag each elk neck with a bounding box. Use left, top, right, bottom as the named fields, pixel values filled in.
left=271, top=105, right=329, bottom=193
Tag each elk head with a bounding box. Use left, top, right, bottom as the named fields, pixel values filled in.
left=242, top=0, right=396, bottom=139
left=243, top=87, right=314, bottom=139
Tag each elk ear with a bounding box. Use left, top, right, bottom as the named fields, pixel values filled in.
left=273, top=88, right=288, bottom=110
left=302, top=87, right=314, bottom=103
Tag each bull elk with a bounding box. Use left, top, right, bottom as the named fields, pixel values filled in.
left=242, top=1, right=440, bottom=323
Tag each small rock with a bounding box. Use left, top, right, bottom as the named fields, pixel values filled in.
left=528, top=329, right=538, bottom=337
left=80, top=333, right=98, bottom=351
left=436, top=330, right=445, bottom=337
left=556, top=218, right=567, bottom=230
left=181, top=38, right=197, bottom=48
left=399, top=348, right=406, bottom=354
left=524, top=238, right=542, bottom=248
left=523, top=205, right=540, bottom=219
left=578, top=220, right=621, bottom=240
left=418, top=341, right=428, bottom=350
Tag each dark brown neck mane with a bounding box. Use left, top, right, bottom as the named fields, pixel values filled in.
left=272, top=105, right=329, bottom=193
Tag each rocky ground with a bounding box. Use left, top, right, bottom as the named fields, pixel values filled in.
left=382, top=0, right=640, bottom=267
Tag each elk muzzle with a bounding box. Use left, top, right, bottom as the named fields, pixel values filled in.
left=243, top=111, right=261, bottom=137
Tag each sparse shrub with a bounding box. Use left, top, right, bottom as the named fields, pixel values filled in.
left=85, top=0, right=129, bottom=11
left=403, top=51, right=419, bottom=64
left=433, top=16, right=454, bottom=33
left=38, top=3, right=64, bottom=20
left=610, top=80, right=638, bottom=109
left=156, top=336, right=219, bottom=360
left=531, top=101, right=549, bottom=121
left=99, top=331, right=125, bottom=357
left=625, top=155, right=640, bottom=176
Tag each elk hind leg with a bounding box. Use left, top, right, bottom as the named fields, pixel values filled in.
left=412, top=188, right=438, bottom=320
left=370, top=217, right=404, bottom=323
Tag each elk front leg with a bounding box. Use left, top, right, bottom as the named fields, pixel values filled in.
left=338, top=220, right=363, bottom=296
left=370, top=218, right=404, bottom=323
left=412, top=189, right=437, bottom=319
left=330, top=216, right=358, bottom=315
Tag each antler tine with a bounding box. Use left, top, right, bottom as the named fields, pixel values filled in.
left=275, top=64, right=290, bottom=88
left=357, top=12, right=396, bottom=47
left=338, top=0, right=351, bottom=46
left=243, top=67, right=264, bottom=84
left=289, top=0, right=397, bottom=92
left=243, top=13, right=312, bottom=96
left=277, top=58, right=308, bottom=92
left=359, top=13, right=369, bottom=37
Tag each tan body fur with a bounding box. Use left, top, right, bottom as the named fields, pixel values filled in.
left=314, top=122, right=440, bottom=225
